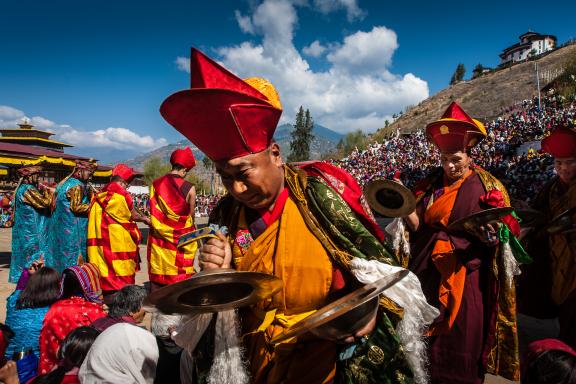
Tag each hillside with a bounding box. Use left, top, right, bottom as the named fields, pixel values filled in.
left=375, top=43, right=576, bottom=140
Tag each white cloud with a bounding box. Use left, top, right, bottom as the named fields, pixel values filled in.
left=175, top=0, right=429, bottom=134
left=327, top=26, right=398, bottom=73
left=302, top=40, right=327, bottom=57
left=313, top=0, right=365, bottom=21
left=60, top=127, right=168, bottom=150
left=235, top=10, right=255, bottom=34
left=0, top=105, right=167, bottom=151
left=175, top=56, right=190, bottom=72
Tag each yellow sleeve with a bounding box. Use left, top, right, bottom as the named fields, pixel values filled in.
left=66, top=185, right=91, bottom=214
left=23, top=188, right=52, bottom=210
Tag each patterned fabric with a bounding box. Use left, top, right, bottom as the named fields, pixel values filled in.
left=4, top=290, right=50, bottom=359
left=38, top=296, right=105, bottom=374
left=147, top=174, right=197, bottom=285
left=209, top=163, right=413, bottom=384
left=10, top=183, right=50, bottom=283
left=45, top=177, right=91, bottom=273
left=60, top=263, right=102, bottom=303
left=87, top=182, right=141, bottom=291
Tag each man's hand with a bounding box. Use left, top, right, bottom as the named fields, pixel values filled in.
left=28, top=258, right=44, bottom=274
left=199, top=232, right=232, bottom=270
left=341, top=312, right=378, bottom=344
left=467, top=222, right=499, bottom=246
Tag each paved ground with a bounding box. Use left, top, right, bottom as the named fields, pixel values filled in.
left=0, top=223, right=559, bottom=383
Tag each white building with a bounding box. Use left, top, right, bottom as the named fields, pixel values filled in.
left=499, top=31, right=557, bottom=65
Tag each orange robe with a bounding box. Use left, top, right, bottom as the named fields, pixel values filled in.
left=234, top=195, right=337, bottom=384
left=147, top=174, right=197, bottom=285
left=87, top=182, right=141, bottom=292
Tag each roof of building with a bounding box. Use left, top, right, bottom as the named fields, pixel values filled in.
left=519, top=31, right=557, bottom=41
left=0, top=136, right=72, bottom=147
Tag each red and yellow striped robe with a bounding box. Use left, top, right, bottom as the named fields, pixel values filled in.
left=147, top=174, right=197, bottom=285
left=87, top=182, right=142, bottom=292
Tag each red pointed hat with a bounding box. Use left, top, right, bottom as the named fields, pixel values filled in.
left=170, top=147, right=196, bottom=169
left=160, top=48, right=283, bottom=161
left=426, top=102, right=487, bottom=152
left=112, top=164, right=138, bottom=183
left=541, top=126, right=576, bottom=158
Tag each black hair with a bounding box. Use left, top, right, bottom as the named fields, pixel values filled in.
left=172, top=163, right=188, bottom=171
left=111, top=175, right=125, bottom=183
left=523, top=350, right=576, bottom=384
left=108, top=285, right=146, bottom=318
left=31, top=326, right=100, bottom=384
left=16, top=267, right=61, bottom=309
left=60, top=270, right=83, bottom=300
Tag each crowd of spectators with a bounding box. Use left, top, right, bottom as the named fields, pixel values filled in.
left=332, top=93, right=575, bottom=202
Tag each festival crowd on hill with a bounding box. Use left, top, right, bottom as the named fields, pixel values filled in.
left=333, top=93, right=576, bottom=202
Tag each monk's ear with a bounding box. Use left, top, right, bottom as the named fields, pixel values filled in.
left=269, top=143, right=283, bottom=166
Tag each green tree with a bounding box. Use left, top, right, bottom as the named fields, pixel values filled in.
left=143, top=156, right=171, bottom=185
left=185, top=171, right=209, bottom=194
left=471, top=64, right=484, bottom=79
left=337, top=129, right=368, bottom=156
left=288, top=106, right=314, bottom=162
left=450, top=63, right=466, bottom=85
left=202, top=156, right=213, bottom=170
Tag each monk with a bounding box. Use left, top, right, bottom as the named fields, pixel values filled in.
left=160, top=48, right=437, bottom=384
left=87, top=164, right=149, bottom=300
left=524, top=127, right=576, bottom=348
left=147, top=147, right=197, bottom=290
left=403, top=102, right=527, bottom=384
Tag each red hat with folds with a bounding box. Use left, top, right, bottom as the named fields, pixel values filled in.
left=541, top=126, right=576, bottom=158
left=426, top=102, right=487, bottom=152
left=160, top=48, right=283, bottom=161
left=112, top=164, right=138, bottom=183
left=170, top=147, right=196, bottom=169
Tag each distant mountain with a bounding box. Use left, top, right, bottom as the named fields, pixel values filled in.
left=123, top=123, right=344, bottom=170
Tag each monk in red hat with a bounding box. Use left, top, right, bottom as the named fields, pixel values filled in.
left=147, top=146, right=197, bottom=290
left=161, top=48, right=437, bottom=384
left=523, top=126, right=576, bottom=349
left=87, top=163, right=149, bottom=301
left=402, top=102, right=525, bottom=383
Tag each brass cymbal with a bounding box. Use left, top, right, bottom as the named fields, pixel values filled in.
left=364, top=179, right=416, bottom=217
left=270, top=269, right=409, bottom=344
left=547, top=207, right=576, bottom=235
left=143, top=269, right=283, bottom=314
left=514, top=207, right=546, bottom=228
left=447, top=207, right=514, bottom=232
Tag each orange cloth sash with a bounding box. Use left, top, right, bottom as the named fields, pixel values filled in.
left=424, top=170, right=472, bottom=334
left=235, top=196, right=336, bottom=384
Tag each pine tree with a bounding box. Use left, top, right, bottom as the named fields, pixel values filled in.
left=450, top=63, right=466, bottom=85
left=472, top=64, right=484, bottom=79
left=288, top=107, right=314, bottom=162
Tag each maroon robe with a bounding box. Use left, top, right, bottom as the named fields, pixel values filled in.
left=409, top=171, right=496, bottom=384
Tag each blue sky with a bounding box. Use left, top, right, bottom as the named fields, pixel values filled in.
left=1, top=0, right=574, bottom=164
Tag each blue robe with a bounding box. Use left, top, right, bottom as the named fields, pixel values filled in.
left=9, top=184, right=49, bottom=283
left=4, top=290, right=50, bottom=359
left=45, top=177, right=90, bottom=273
